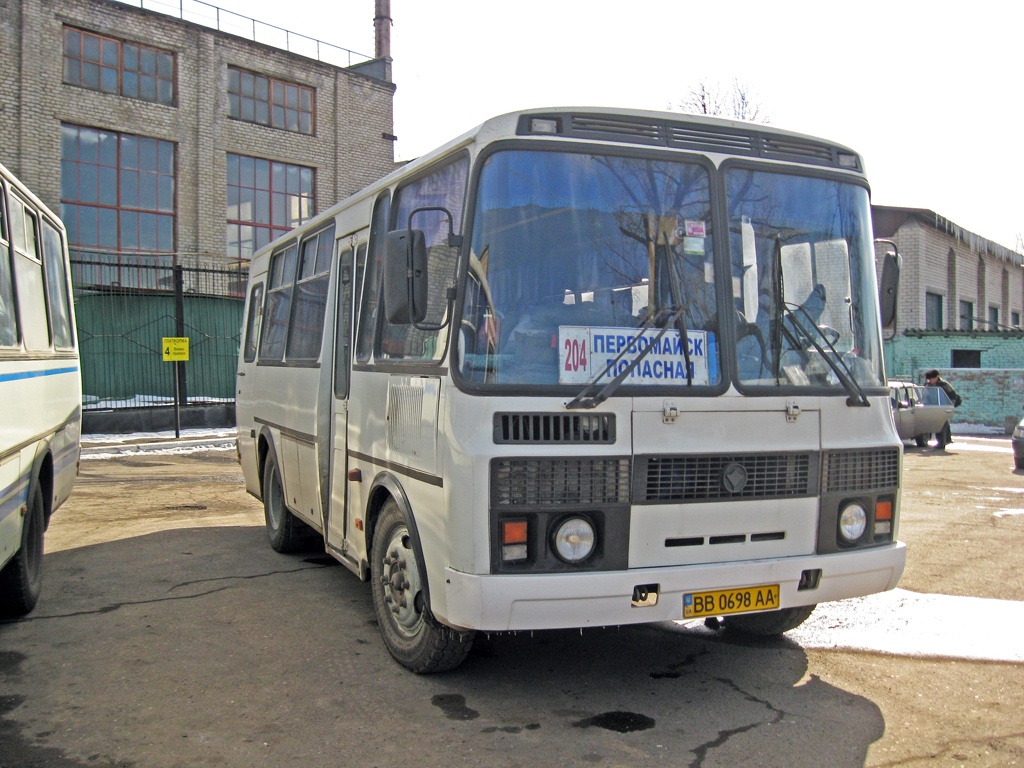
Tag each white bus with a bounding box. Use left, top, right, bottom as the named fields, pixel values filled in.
left=0, top=162, right=81, bottom=616
left=237, top=108, right=905, bottom=672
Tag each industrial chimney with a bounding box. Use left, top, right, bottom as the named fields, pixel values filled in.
left=375, top=0, right=391, bottom=60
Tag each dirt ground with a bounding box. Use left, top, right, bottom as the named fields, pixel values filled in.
left=2, top=435, right=1021, bottom=768
left=894, top=437, right=1024, bottom=601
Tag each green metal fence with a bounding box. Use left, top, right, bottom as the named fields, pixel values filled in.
left=71, top=256, right=248, bottom=411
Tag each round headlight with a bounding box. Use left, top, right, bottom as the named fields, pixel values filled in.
left=839, top=503, right=868, bottom=543
left=552, top=517, right=596, bottom=563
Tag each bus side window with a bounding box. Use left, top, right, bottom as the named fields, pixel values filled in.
left=9, top=196, right=50, bottom=351
left=259, top=243, right=298, bottom=361
left=286, top=224, right=335, bottom=361
left=41, top=218, right=74, bottom=350
left=0, top=184, right=17, bottom=347
left=379, top=153, right=468, bottom=362
left=243, top=282, right=264, bottom=363
left=355, top=192, right=389, bottom=362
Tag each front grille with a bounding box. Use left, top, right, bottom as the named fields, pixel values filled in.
left=494, top=413, right=616, bottom=444
left=491, top=457, right=631, bottom=507
left=637, top=453, right=815, bottom=503
left=823, top=448, right=900, bottom=493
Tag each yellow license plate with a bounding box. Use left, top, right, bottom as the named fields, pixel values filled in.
left=683, top=584, right=780, bottom=619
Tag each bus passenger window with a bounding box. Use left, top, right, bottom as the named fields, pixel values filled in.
left=243, top=283, right=264, bottom=363
left=287, top=225, right=334, bottom=361
left=259, top=243, right=297, bottom=361
left=0, top=230, right=16, bottom=347
left=41, top=219, right=74, bottom=350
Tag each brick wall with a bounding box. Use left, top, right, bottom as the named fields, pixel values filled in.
left=885, top=332, right=1024, bottom=430
left=1, top=0, right=396, bottom=263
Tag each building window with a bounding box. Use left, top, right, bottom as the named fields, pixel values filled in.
left=1012, top=311, right=1020, bottom=327
left=988, top=306, right=999, bottom=330
left=925, top=292, right=943, bottom=330
left=226, top=153, right=314, bottom=261
left=227, top=67, right=314, bottom=134
left=60, top=124, right=175, bottom=256
left=951, top=349, right=981, bottom=368
left=63, top=27, right=175, bottom=106
left=959, top=300, right=974, bottom=330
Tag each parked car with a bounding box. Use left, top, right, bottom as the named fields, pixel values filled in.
left=1012, top=417, right=1024, bottom=470
left=888, top=380, right=955, bottom=446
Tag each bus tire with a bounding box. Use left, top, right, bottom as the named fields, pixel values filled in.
left=0, top=484, right=45, bottom=616
left=724, top=604, right=816, bottom=636
left=262, top=450, right=312, bottom=554
left=370, top=499, right=473, bottom=673
left=914, top=434, right=930, bottom=447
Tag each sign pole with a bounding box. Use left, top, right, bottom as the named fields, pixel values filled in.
left=162, top=336, right=190, bottom=440
left=173, top=360, right=181, bottom=438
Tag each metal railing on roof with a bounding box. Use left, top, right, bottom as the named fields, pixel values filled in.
left=113, top=0, right=373, bottom=68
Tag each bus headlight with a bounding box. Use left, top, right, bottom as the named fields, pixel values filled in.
left=838, top=502, right=868, bottom=543
left=552, top=517, right=596, bottom=563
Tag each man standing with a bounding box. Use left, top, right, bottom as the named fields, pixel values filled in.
left=924, top=369, right=962, bottom=450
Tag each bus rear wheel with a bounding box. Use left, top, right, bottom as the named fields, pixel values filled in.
left=370, top=499, right=473, bottom=673
left=0, top=484, right=45, bottom=616
left=262, top=450, right=315, bottom=553
left=724, top=605, right=816, bottom=636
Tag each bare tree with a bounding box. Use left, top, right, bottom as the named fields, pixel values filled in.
left=674, top=79, right=770, bottom=124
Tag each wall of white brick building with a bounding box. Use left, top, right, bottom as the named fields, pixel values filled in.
left=1, top=0, right=397, bottom=265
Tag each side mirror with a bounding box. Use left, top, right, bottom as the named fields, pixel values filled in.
left=877, top=241, right=901, bottom=340
left=384, top=229, right=428, bottom=325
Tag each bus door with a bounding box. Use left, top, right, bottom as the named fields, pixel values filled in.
left=326, top=238, right=365, bottom=557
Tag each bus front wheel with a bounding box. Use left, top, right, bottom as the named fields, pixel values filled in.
left=724, top=605, right=816, bottom=636
left=0, top=484, right=45, bottom=616
left=370, top=499, right=473, bottom=673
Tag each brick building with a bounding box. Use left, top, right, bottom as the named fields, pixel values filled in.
left=1, top=0, right=397, bottom=427
left=873, top=206, right=1024, bottom=429
left=1, top=0, right=396, bottom=271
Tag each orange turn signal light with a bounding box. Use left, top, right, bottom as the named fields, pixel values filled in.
left=875, top=500, right=893, bottom=521
left=502, top=520, right=528, bottom=545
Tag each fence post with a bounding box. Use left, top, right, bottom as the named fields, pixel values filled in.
left=173, top=265, right=188, bottom=410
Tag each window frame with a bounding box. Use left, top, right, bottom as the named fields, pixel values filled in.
left=63, top=26, right=176, bottom=107
left=924, top=291, right=943, bottom=330
left=227, top=66, right=315, bottom=135
left=60, top=124, right=177, bottom=262
left=226, top=153, right=315, bottom=262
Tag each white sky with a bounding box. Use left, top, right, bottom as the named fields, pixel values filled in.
left=206, top=0, right=1023, bottom=251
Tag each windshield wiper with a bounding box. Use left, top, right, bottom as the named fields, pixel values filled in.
left=565, top=306, right=684, bottom=410
left=781, top=304, right=869, bottom=407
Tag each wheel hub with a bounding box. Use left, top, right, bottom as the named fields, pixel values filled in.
left=380, top=528, right=423, bottom=637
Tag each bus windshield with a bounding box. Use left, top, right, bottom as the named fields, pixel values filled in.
left=726, top=168, right=884, bottom=390
left=458, top=149, right=720, bottom=387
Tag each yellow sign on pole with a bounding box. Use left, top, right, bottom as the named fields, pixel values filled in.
left=162, top=337, right=190, bottom=362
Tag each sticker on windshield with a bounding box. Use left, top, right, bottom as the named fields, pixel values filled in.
left=558, top=326, right=711, bottom=386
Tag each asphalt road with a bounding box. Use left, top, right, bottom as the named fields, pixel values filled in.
left=1, top=436, right=1022, bottom=767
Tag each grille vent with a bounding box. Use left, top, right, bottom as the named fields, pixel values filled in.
left=639, top=453, right=815, bottom=503
left=494, top=412, right=615, bottom=444
left=491, top=457, right=631, bottom=507
left=515, top=113, right=857, bottom=170
left=823, top=448, right=900, bottom=493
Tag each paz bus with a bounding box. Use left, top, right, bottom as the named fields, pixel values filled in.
left=236, top=108, right=905, bottom=672
left=0, top=161, right=81, bottom=616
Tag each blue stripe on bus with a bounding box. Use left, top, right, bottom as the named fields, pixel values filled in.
left=0, top=366, right=79, bottom=383
left=0, top=474, right=29, bottom=525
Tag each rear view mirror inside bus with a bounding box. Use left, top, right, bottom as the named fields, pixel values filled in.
left=384, top=228, right=428, bottom=324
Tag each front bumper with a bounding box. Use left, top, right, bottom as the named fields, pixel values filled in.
left=439, top=542, right=906, bottom=632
